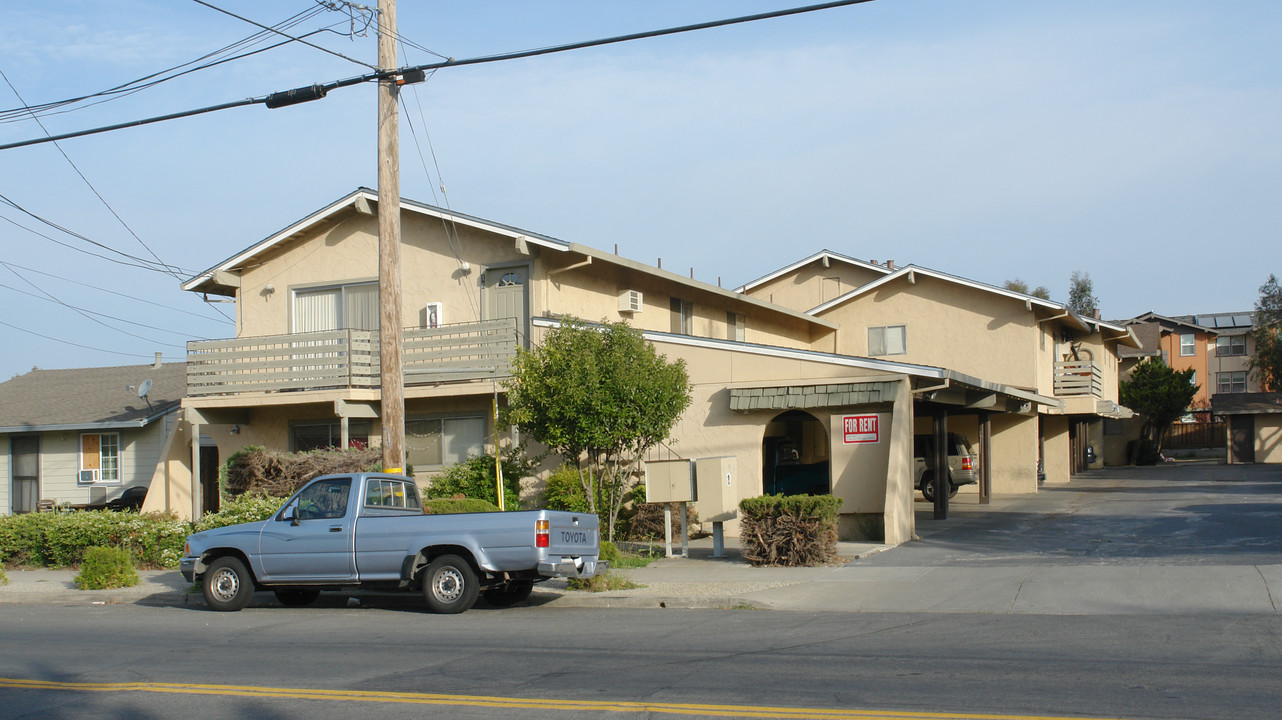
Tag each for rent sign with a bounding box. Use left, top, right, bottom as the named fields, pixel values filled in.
left=841, top=414, right=879, bottom=444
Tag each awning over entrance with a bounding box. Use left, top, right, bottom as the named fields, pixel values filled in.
left=729, top=381, right=899, bottom=411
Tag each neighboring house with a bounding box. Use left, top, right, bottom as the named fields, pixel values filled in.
left=0, top=359, right=184, bottom=515
left=162, top=189, right=1064, bottom=543
left=1121, top=312, right=1217, bottom=416
left=740, top=255, right=1139, bottom=487
left=1176, top=312, right=1259, bottom=396
left=1212, top=392, right=1282, bottom=464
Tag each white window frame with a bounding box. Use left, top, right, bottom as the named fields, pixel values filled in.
left=79, top=432, right=121, bottom=485
left=1179, top=333, right=1195, bottom=356
left=1217, top=371, right=1247, bottom=394
left=292, top=280, right=379, bottom=333
left=868, top=325, right=907, bottom=356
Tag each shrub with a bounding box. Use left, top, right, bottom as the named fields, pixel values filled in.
left=425, top=449, right=536, bottom=509
left=422, top=498, right=500, bottom=514
left=194, top=493, right=285, bottom=533
left=738, top=494, right=842, bottom=567
left=541, top=464, right=593, bottom=513
left=0, top=510, right=188, bottom=569
left=223, top=446, right=381, bottom=496
left=0, top=567, right=8, bottom=586
left=627, top=501, right=700, bottom=542
left=74, top=546, right=139, bottom=590
left=567, top=572, right=638, bottom=592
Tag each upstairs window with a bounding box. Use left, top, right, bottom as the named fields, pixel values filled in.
left=1215, top=335, right=1246, bottom=356
left=868, top=325, right=906, bottom=356
left=670, top=298, right=693, bottom=335
left=1179, top=333, right=1195, bottom=356
left=727, top=311, right=746, bottom=342
left=294, top=281, right=378, bottom=333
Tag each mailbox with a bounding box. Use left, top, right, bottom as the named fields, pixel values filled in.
left=694, top=456, right=737, bottom=523
left=644, top=459, right=694, bottom=503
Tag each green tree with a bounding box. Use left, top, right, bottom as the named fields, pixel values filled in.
left=504, top=318, right=692, bottom=542
left=1248, top=274, right=1282, bottom=392
left=1119, top=358, right=1199, bottom=465
left=1067, top=271, right=1099, bottom=317
left=1003, top=278, right=1050, bottom=300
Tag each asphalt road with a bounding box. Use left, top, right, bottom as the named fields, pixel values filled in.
left=2, top=602, right=1279, bottom=720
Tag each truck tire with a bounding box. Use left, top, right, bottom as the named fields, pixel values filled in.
left=274, top=589, right=321, bottom=607
left=921, top=474, right=959, bottom=502
left=483, top=580, right=534, bottom=607
left=203, top=556, right=255, bottom=611
left=422, top=554, right=479, bottom=614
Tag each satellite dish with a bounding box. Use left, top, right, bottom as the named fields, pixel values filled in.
left=136, top=378, right=154, bottom=411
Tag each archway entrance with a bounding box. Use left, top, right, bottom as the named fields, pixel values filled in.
left=761, top=410, right=830, bottom=496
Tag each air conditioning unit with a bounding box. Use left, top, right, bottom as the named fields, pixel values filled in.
left=78, top=469, right=99, bottom=485
left=618, top=290, right=643, bottom=313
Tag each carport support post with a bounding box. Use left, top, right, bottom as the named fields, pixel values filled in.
left=933, top=410, right=948, bottom=520
left=979, top=412, right=991, bottom=505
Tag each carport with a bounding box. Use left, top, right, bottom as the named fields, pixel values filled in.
left=1212, top=392, right=1282, bottom=464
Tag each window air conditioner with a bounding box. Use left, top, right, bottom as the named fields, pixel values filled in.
left=79, top=469, right=99, bottom=484
left=618, top=290, right=643, bottom=313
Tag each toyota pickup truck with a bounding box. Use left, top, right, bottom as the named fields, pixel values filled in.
left=180, top=472, right=605, bottom=614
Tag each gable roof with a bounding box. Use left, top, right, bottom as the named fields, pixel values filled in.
left=182, top=187, right=836, bottom=332
left=0, top=362, right=185, bottom=433
left=1123, top=311, right=1216, bottom=335
left=733, top=249, right=893, bottom=294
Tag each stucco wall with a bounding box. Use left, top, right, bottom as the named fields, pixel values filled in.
left=1040, top=415, right=1071, bottom=486
left=989, top=413, right=1040, bottom=494
left=1256, top=415, right=1282, bottom=463
left=816, top=276, right=1040, bottom=389
left=742, top=261, right=889, bottom=312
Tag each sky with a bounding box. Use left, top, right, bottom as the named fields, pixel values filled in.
left=1, top=0, right=1279, bottom=381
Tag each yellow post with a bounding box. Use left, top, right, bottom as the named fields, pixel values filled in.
left=493, top=394, right=505, bottom=511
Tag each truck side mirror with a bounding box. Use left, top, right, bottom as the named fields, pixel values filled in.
left=288, top=505, right=301, bottom=526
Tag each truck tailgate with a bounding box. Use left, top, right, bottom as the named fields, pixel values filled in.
left=543, top=513, right=598, bottom=556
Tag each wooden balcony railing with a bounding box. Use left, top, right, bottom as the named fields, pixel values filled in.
left=187, top=318, right=517, bottom=397
left=1052, top=359, right=1103, bottom=397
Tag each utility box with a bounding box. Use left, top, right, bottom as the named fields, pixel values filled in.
left=644, top=459, right=694, bottom=503
left=695, top=456, right=738, bottom=523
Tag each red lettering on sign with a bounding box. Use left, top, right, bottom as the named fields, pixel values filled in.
left=841, top=414, right=880, bottom=444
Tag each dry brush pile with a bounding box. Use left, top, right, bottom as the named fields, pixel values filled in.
left=223, top=446, right=382, bottom=497
left=738, top=494, right=841, bottom=567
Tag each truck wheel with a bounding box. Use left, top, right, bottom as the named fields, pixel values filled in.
left=921, top=473, right=937, bottom=502
left=483, top=580, right=534, bottom=607
left=203, top=556, right=255, bottom=611
left=423, top=554, right=479, bottom=614
left=274, top=589, right=321, bottom=607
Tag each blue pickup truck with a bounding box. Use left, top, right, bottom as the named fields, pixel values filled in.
left=180, top=472, right=605, bottom=614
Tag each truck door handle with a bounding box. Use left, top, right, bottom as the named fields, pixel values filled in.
left=329, top=525, right=343, bottom=533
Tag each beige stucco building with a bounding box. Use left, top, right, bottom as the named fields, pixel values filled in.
left=127, top=190, right=1134, bottom=546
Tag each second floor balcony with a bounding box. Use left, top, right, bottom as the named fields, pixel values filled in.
left=187, top=318, right=518, bottom=398
left=1053, top=359, right=1103, bottom=398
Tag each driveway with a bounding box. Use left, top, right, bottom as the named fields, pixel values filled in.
left=876, top=461, right=1282, bottom=568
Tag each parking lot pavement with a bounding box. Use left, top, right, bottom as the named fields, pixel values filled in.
left=3, top=462, right=1279, bottom=614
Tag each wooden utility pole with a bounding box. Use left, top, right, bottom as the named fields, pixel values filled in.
left=377, top=0, right=405, bottom=473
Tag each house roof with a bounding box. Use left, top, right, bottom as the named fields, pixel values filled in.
left=1119, top=322, right=1163, bottom=359
left=0, top=362, right=185, bottom=433
left=1123, top=311, right=1216, bottom=335
left=1178, top=311, right=1255, bottom=336
left=733, top=249, right=893, bottom=294
left=182, top=188, right=836, bottom=332
left=1211, top=392, right=1282, bottom=415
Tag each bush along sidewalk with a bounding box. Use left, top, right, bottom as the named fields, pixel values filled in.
left=739, top=495, right=841, bottom=567
left=74, top=546, right=139, bottom=590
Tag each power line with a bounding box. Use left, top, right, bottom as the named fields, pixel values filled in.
left=0, top=318, right=166, bottom=361
left=0, top=0, right=876, bottom=152
left=192, top=0, right=378, bottom=71
left=0, top=260, right=233, bottom=323
left=0, top=280, right=201, bottom=340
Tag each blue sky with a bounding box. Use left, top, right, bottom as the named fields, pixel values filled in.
left=1, top=1, right=1279, bottom=381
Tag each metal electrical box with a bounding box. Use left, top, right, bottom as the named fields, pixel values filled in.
left=644, top=459, right=694, bottom=503
left=695, top=456, right=737, bottom=523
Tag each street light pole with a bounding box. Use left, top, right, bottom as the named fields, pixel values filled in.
left=377, top=0, right=405, bottom=473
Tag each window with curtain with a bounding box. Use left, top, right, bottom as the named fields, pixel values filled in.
left=294, top=282, right=378, bottom=332
left=868, top=325, right=906, bottom=356
left=406, top=416, right=486, bottom=468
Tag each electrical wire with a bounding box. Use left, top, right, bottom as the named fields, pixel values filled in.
left=192, top=0, right=379, bottom=70
left=0, top=318, right=166, bottom=361
left=0, top=204, right=193, bottom=275
left=0, top=0, right=876, bottom=152
left=0, top=6, right=331, bottom=124
left=1, top=69, right=186, bottom=280
left=0, top=281, right=203, bottom=340
left=0, top=260, right=232, bottom=323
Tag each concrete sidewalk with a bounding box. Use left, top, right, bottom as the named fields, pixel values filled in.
left=3, top=464, right=1279, bottom=615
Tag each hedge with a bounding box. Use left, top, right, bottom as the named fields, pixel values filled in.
left=738, top=494, right=841, bottom=567
left=422, top=498, right=500, bottom=514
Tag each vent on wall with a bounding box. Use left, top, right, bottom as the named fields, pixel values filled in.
left=618, top=290, right=643, bottom=313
